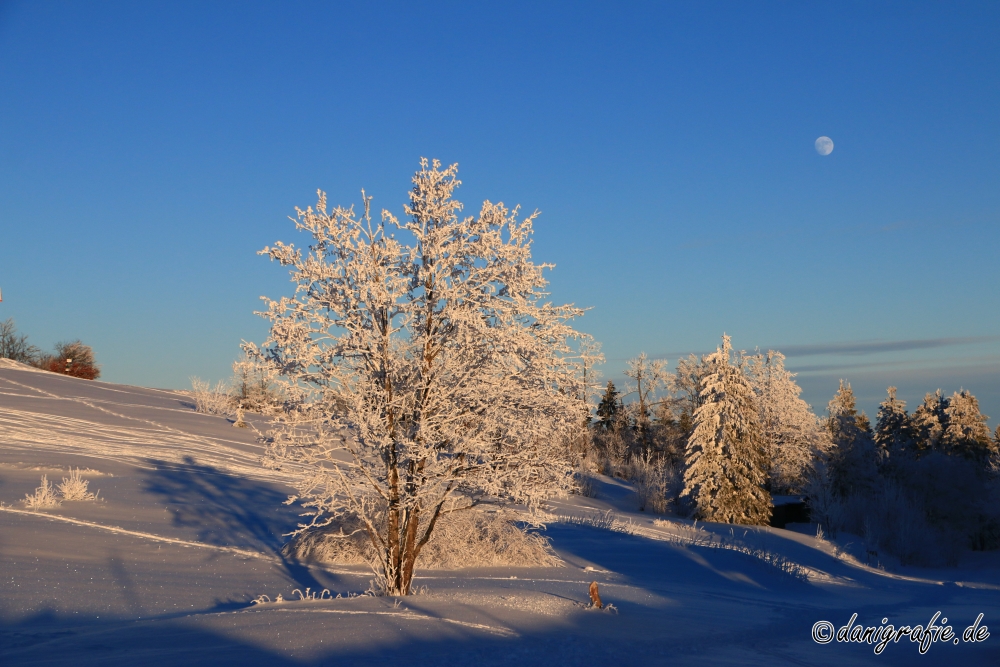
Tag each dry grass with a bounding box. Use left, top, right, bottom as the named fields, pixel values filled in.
left=285, top=509, right=562, bottom=569
left=57, top=467, right=97, bottom=501
left=22, top=475, right=61, bottom=510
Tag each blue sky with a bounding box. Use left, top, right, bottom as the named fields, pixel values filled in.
left=1, top=1, right=998, bottom=425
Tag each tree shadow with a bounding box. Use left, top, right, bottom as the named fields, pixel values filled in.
left=141, top=456, right=325, bottom=591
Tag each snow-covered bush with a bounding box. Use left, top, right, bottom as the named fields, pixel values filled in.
left=285, top=508, right=560, bottom=569
left=253, top=159, right=589, bottom=595
left=231, top=355, right=285, bottom=415
left=826, top=481, right=948, bottom=566
left=189, top=377, right=234, bottom=415
left=624, top=454, right=675, bottom=513
left=23, top=475, right=61, bottom=509
left=57, top=467, right=97, bottom=501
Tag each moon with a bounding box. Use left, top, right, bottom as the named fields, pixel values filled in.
left=815, top=136, right=834, bottom=156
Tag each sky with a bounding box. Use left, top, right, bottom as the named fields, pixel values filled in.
left=1, top=1, right=998, bottom=426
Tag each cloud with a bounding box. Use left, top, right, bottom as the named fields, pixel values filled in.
left=776, top=335, right=1000, bottom=358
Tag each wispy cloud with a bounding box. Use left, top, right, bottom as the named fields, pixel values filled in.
left=776, top=335, right=1000, bottom=358
left=607, top=335, right=1000, bottom=366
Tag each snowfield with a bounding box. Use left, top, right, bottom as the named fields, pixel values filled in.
left=1, top=360, right=998, bottom=666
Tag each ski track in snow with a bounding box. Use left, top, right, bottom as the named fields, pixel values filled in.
left=242, top=607, right=519, bottom=637
left=0, top=374, right=298, bottom=484
left=0, top=506, right=277, bottom=561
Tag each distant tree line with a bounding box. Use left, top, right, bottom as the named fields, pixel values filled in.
left=582, top=334, right=1000, bottom=565
left=0, top=318, right=100, bottom=380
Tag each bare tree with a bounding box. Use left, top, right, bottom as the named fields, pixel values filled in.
left=0, top=318, right=40, bottom=363
left=622, top=353, right=669, bottom=451
left=252, top=159, right=589, bottom=595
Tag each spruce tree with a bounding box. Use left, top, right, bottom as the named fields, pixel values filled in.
left=911, top=390, right=947, bottom=453
left=682, top=335, right=771, bottom=524
left=941, top=390, right=994, bottom=462
left=596, top=381, right=621, bottom=431
left=874, top=386, right=914, bottom=456
left=826, top=380, right=879, bottom=496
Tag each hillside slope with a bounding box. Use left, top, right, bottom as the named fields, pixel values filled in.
left=1, top=361, right=998, bottom=666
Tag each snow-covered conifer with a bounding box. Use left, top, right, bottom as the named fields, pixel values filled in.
left=252, top=159, right=588, bottom=595
left=682, top=336, right=771, bottom=524
left=911, top=390, right=947, bottom=453
left=941, top=390, right=994, bottom=462
left=875, top=386, right=914, bottom=456
left=826, top=381, right=879, bottom=496
left=745, top=350, right=829, bottom=494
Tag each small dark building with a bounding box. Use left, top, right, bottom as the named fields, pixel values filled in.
left=770, top=495, right=810, bottom=528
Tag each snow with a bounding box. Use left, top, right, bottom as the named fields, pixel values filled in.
left=2, top=361, right=999, bottom=665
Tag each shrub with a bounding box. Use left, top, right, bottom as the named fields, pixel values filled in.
left=284, top=508, right=561, bottom=569
left=189, top=377, right=235, bottom=415
left=23, top=475, right=61, bottom=509
left=623, top=454, right=676, bottom=513
left=38, top=340, right=100, bottom=379
left=58, top=468, right=97, bottom=501
left=231, top=356, right=285, bottom=415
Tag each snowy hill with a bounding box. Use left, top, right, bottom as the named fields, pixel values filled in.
left=1, top=361, right=998, bottom=666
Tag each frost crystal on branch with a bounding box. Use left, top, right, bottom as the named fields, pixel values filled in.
left=251, top=159, right=589, bottom=595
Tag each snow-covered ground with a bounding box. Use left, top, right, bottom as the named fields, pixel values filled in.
left=1, top=359, right=998, bottom=665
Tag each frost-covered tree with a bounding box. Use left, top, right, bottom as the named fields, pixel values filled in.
left=874, top=386, right=914, bottom=457
left=941, top=390, right=994, bottom=463
left=252, top=159, right=588, bottom=595
left=826, top=380, right=879, bottom=496
left=911, top=390, right=947, bottom=453
left=682, top=335, right=771, bottom=524
left=576, top=335, right=604, bottom=421
left=671, top=353, right=710, bottom=425
left=745, top=350, right=828, bottom=494
left=231, top=353, right=285, bottom=414
left=622, top=353, right=669, bottom=450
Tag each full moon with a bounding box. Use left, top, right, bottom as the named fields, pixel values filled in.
left=815, top=136, right=834, bottom=156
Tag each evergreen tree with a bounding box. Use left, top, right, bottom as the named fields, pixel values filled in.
left=874, top=386, right=914, bottom=456
left=826, top=380, right=879, bottom=496
left=596, top=381, right=621, bottom=431
left=911, top=390, right=947, bottom=453
left=682, top=335, right=771, bottom=524
left=941, top=390, right=995, bottom=462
